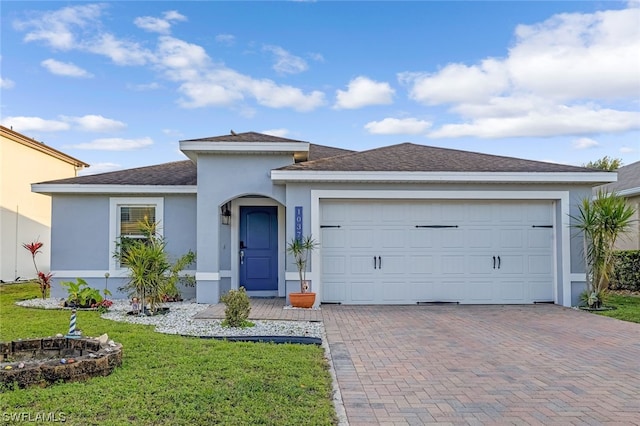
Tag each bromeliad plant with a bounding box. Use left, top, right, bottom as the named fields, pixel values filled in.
left=571, top=190, right=636, bottom=308
left=116, top=219, right=196, bottom=314
left=22, top=241, right=52, bottom=299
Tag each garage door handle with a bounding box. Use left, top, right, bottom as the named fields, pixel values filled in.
left=374, top=256, right=377, bottom=269
left=497, top=256, right=501, bottom=269
left=493, top=256, right=496, bottom=269
left=378, top=256, right=382, bottom=269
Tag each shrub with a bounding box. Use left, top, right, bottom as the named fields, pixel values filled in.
left=220, top=287, right=251, bottom=328
left=61, top=278, right=103, bottom=308
left=610, top=250, right=640, bottom=291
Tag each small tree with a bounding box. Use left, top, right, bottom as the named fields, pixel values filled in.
left=116, top=219, right=195, bottom=313
left=571, top=190, right=635, bottom=306
left=286, top=235, right=318, bottom=293
left=583, top=156, right=623, bottom=171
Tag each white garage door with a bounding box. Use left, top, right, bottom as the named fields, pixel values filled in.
left=320, top=200, right=555, bottom=304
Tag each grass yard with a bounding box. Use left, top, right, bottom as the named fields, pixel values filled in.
left=0, top=283, right=336, bottom=425
left=597, top=291, right=640, bottom=323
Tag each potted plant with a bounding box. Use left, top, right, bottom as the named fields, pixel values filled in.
left=286, top=235, right=318, bottom=308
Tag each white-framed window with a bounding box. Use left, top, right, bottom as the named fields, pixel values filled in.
left=109, top=197, right=164, bottom=271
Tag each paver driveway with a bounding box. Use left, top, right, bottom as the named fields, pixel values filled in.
left=321, top=304, right=640, bottom=425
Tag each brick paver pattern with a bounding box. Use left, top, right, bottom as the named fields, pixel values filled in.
left=322, top=304, right=640, bottom=425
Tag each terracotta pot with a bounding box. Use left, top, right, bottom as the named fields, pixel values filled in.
left=289, top=292, right=316, bottom=308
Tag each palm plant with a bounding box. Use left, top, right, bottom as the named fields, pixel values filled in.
left=117, top=219, right=195, bottom=314
left=571, top=190, right=635, bottom=305
left=286, top=235, right=318, bottom=293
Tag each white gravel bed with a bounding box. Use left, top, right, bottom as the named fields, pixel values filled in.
left=15, top=298, right=323, bottom=339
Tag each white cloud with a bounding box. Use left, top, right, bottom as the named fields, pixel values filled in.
left=263, top=45, right=308, bottom=74
left=400, top=59, right=509, bottom=105
left=71, top=137, right=153, bottom=151
left=335, top=76, right=395, bottom=109
left=364, top=118, right=431, bottom=135
left=428, top=104, right=640, bottom=139
left=0, top=116, right=69, bottom=132
left=0, top=77, right=15, bottom=89
left=87, top=33, right=154, bottom=66
left=620, top=146, right=636, bottom=154
left=78, top=162, right=121, bottom=176
left=62, top=115, right=127, bottom=132
left=401, top=6, right=640, bottom=139
left=215, top=34, right=236, bottom=45
left=573, top=137, right=600, bottom=149
left=262, top=128, right=290, bottom=138
left=129, top=82, right=161, bottom=91
left=41, top=58, right=93, bottom=78
left=14, top=4, right=104, bottom=50
left=308, top=52, right=324, bottom=62
left=134, top=10, right=187, bottom=34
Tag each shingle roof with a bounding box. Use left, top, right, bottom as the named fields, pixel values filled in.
left=278, top=143, right=603, bottom=173
left=181, top=131, right=309, bottom=144
left=37, top=143, right=351, bottom=186
left=39, top=160, right=197, bottom=185
left=601, top=160, right=640, bottom=193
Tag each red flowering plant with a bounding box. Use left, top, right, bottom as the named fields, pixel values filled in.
left=92, top=299, right=113, bottom=314
left=22, top=241, right=53, bottom=299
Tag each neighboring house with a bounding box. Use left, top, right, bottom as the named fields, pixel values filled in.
left=600, top=160, right=640, bottom=250
left=32, top=132, right=616, bottom=306
left=0, top=125, right=88, bottom=282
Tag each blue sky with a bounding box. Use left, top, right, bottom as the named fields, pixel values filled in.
left=1, top=1, right=639, bottom=175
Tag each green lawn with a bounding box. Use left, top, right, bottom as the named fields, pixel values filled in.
left=597, top=292, right=640, bottom=323
left=0, top=283, right=336, bottom=425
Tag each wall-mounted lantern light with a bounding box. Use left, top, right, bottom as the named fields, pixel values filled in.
left=220, top=203, right=231, bottom=225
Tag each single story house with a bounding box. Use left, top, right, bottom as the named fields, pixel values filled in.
left=600, top=160, right=640, bottom=250
left=33, top=132, right=616, bottom=307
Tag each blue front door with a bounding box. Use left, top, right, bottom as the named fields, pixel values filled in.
left=239, top=206, right=278, bottom=291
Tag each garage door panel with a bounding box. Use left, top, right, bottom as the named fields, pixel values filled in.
left=382, top=281, right=409, bottom=302
left=350, top=229, right=374, bottom=248
left=323, top=281, right=346, bottom=302
left=320, top=200, right=554, bottom=305
left=468, top=255, right=494, bottom=274
left=322, top=255, right=346, bottom=275
left=350, top=255, right=376, bottom=274
left=441, top=230, right=465, bottom=248
left=381, top=229, right=405, bottom=248
left=350, top=282, right=376, bottom=302
left=321, top=228, right=346, bottom=248
left=528, top=255, right=553, bottom=274
left=466, top=280, right=496, bottom=301
left=409, top=255, right=434, bottom=274
left=497, top=255, right=524, bottom=274
left=441, top=255, right=466, bottom=274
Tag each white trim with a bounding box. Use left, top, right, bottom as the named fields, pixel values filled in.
left=53, top=269, right=196, bottom=279
left=230, top=198, right=285, bottom=297
left=272, top=170, right=616, bottom=184
left=197, top=272, right=220, bottom=281
left=32, top=184, right=196, bottom=194
left=180, top=141, right=309, bottom=153
left=617, top=186, right=640, bottom=198
left=571, top=273, right=586, bottom=282
left=310, top=189, right=574, bottom=307
left=108, top=197, right=164, bottom=273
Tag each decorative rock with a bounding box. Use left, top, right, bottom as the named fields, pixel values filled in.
left=4, top=366, right=11, bottom=370
left=67, top=359, right=75, bottom=364
left=55, top=333, right=63, bottom=338
left=108, top=340, right=116, bottom=347
left=18, top=362, right=25, bottom=369
left=60, top=358, right=67, bottom=364
left=88, top=353, right=97, bottom=358
left=97, top=333, right=109, bottom=346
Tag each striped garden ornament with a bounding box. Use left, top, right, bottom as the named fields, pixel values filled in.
left=66, top=309, right=80, bottom=338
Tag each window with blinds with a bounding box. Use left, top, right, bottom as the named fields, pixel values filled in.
left=120, top=206, right=156, bottom=237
